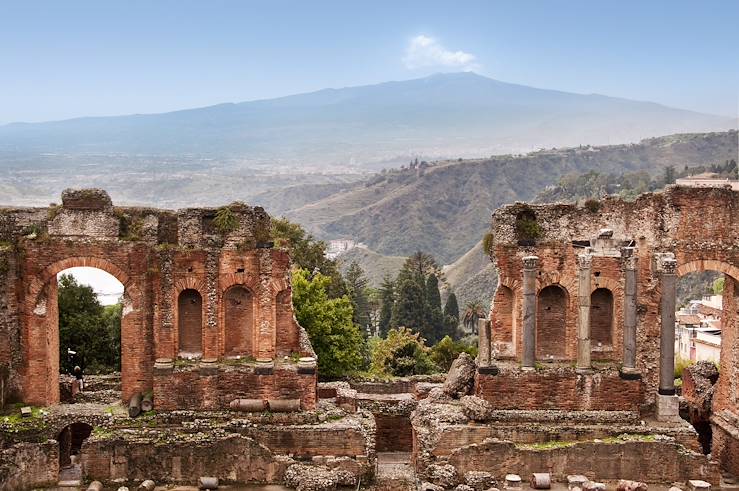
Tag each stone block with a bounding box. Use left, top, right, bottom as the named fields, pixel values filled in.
left=656, top=394, right=681, bottom=422
left=505, top=474, right=522, bottom=489
left=687, top=480, right=710, bottom=491
left=568, top=475, right=589, bottom=491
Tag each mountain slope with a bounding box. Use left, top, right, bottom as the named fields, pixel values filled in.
left=278, top=130, right=738, bottom=264
left=0, top=73, right=733, bottom=167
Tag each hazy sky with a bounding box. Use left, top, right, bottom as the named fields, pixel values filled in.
left=58, top=267, right=123, bottom=306
left=1, top=0, right=737, bottom=123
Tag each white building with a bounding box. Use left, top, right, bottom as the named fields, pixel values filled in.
left=676, top=173, right=739, bottom=191
left=325, top=239, right=357, bottom=259
left=676, top=294, right=722, bottom=363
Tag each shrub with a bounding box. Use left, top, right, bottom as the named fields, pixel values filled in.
left=583, top=198, right=600, bottom=213
left=370, top=327, right=438, bottom=377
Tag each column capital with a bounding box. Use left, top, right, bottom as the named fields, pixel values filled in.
left=653, top=252, right=677, bottom=274
left=621, top=247, right=638, bottom=271
left=661, top=258, right=677, bottom=275
left=577, top=253, right=593, bottom=269
left=522, top=255, right=539, bottom=270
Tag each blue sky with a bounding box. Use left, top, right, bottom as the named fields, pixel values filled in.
left=1, top=0, right=737, bottom=123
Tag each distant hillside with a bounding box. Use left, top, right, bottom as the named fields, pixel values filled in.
left=278, top=130, right=738, bottom=264
left=336, top=246, right=407, bottom=287
left=443, top=240, right=497, bottom=312
left=1, top=72, right=733, bottom=168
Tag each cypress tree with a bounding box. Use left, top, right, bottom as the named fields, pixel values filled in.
left=444, top=292, right=459, bottom=321
left=378, top=276, right=395, bottom=337
left=390, top=276, right=427, bottom=336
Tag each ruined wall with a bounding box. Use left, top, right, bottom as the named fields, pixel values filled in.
left=446, top=439, right=719, bottom=485
left=485, top=186, right=739, bottom=409
left=0, top=441, right=59, bottom=491
left=82, top=434, right=286, bottom=483
left=0, top=189, right=317, bottom=410
left=475, top=368, right=643, bottom=412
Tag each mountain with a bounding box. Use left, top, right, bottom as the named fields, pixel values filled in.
left=335, top=246, right=408, bottom=288
left=443, top=240, right=498, bottom=312
left=275, top=130, right=738, bottom=264
left=0, top=73, right=733, bottom=168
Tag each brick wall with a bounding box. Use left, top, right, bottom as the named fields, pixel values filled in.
left=590, top=288, right=613, bottom=346
left=0, top=191, right=316, bottom=409
left=375, top=414, right=413, bottom=452
left=536, top=285, right=568, bottom=359
left=475, top=369, right=643, bottom=411
left=153, top=365, right=316, bottom=411
left=445, top=439, right=719, bottom=484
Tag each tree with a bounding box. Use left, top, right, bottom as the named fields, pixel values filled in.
left=426, top=274, right=442, bottom=311
left=271, top=218, right=346, bottom=297
left=291, top=268, right=363, bottom=377
left=462, top=300, right=487, bottom=334
left=58, top=274, right=121, bottom=374
left=444, top=292, right=460, bottom=321
left=713, top=276, right=725, bottom=295
left=344, top=261, right=371, bottom=335
left=402, top=251, right=445, bottom=285
left=430, top=335, right=478, bottom=372
left=390, top=276, right=427, bottom=336
left=378, top=276, right=395, bottom=337
left=663, top=165, right=676, bottom=185
left=370, top=327, right=438, bottom=377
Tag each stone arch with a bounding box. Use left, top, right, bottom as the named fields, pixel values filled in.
left=677, top=259, right=739, bottom=281
left=675, top=259, right=739, bottom=412
left=223, top=285, right=255, bottom=357
left=23, top=256, right=143, bottom=406
left=177, top=289, right=203, bottom=356
left=591, top=288, right=614, bottom=347
left=57, top=422, right=93, bottom=469
left=536, top=284, right=569, bottom=360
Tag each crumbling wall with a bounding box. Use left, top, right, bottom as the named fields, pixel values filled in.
left=0, top=188, right=316, bottom=410
left=447, top=438, right=719, bottom=484
left=486, top=186, right=739, bottom=410
left=0, top=441, right=59, bottom=491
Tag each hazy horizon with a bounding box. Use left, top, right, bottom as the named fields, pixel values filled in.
left=1, top=0, right=738, bottom=124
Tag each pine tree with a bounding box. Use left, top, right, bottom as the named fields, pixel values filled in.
left=378, top=276, right=395, bottom=337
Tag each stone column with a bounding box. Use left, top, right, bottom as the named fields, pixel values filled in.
left=621, top=247, right=638, bottom=372
left=576, top=253, right=593, bottom=371
left=478, top=317, right=491, bottom=366
left=659, top=256, right=678, bottom=395
left=522, top=256, right=539, bottom=370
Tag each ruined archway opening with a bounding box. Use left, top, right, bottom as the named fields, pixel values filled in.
left=675, top=269, right=729, bottom=455
left=57, top=422, right=93, bottom=477
left=57, top=267, right=124, bottom=404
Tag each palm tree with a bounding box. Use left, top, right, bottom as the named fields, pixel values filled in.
left=462, top=300, right=487, bottom=334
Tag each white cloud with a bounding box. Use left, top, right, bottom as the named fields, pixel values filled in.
left=403, top=35, right=479, bottom=71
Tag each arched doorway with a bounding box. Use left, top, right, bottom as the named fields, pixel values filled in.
left=57, top=268, right=123, bottom=404
left=536, top=285, right=568, bottom=360
left=224, top=285, right=254, bottom=356
left=57, top=422, right=93, bottom=479
left=25, top=257, right=138, bottom=406
left=675, top=260, right=739, bottom=456
left=178, top=289, right=203, bottom=356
